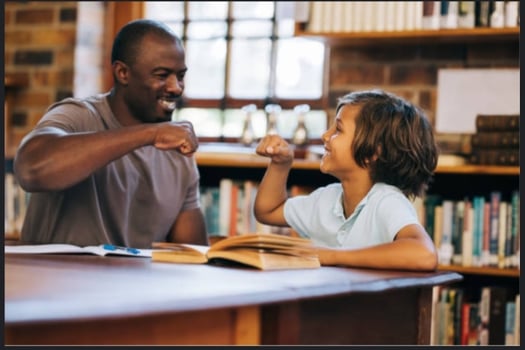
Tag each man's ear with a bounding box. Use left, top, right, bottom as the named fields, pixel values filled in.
left=113, top=61, right=129, bottom=86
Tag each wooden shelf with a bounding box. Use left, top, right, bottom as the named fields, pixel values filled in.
left=195, top=147, right=519, bottom=175
left=438, top=265, right=520, bottom=278
left=294, top=26, right=520, bottom=47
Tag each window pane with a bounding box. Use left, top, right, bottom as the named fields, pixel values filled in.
left=229, top=38, right=271, bottom=98
left=185, top=40, right=226, bottom=98
left=232, top=20, right=273, bottom=37
left=188, top=1, right=228, bottom=20
left=232, top=1, right=274, bottom=19
left=223, top=108, right=267, bottom=139
left=145, top=1, right=184, bottom=21
left=177, top=108, right=223, bottom=137
left=276, top=18, right=296, bottom=37
left=275, top=38, right=325, bottom=99
left=187, top=21, right=228, bottom=39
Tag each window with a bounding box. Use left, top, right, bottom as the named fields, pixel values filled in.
left=144, top=1, right=327, bottom=143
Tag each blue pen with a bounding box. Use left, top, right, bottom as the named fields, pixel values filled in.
left=103, top=244, right=141, bottom=255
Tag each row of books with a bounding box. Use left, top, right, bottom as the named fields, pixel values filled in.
left=431, top=285, right=520, bottom=345
left=199, top=179, right=298, bottom=238
left=417, top=190, right=520, bottom=269
left=469, top=114, right=519, bottom=166
left=4, top=172, right=29, bottom=239
left=203, top=179, right=520, bottom=271
left=307, top=1, right=520, bottom=33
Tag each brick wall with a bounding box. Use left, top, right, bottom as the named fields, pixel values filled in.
left=4, top=2, right=520, bottom=155
left=4, top=1, right=79, bottom=149
left=327, top=41, right=519, bottom=153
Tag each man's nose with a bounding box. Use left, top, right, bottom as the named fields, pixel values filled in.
left=166, top=75, right=183, bottom=94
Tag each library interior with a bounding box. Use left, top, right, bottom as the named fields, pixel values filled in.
left=4, top=1, right=520, bottom=346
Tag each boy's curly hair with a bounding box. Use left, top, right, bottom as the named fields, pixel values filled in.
left=336, top=89, right=438, bottom=199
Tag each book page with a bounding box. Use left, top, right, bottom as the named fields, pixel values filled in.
left=5, top=244, right=152, bottom=257
left=151, top=242, right=210, bottom=264
left=435, top=68, right=520, bottom=134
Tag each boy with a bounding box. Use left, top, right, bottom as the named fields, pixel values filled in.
left=254, top=89, right=438, bottom=271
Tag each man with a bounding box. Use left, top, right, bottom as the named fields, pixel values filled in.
left=14, top=19, right=209, bottom=248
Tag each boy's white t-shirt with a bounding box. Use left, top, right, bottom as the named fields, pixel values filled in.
left=284, top=182, right=422, bottom=248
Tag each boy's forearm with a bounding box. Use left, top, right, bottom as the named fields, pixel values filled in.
left=316, top=239, right=438, bottom=272
left=254, top=162, right=291, bottom=218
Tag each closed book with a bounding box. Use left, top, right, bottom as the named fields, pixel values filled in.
left=471, top=131, right=519, bottom=149
left=475, top=0, right=494, bottom=27
left=151, top=232, right=321, bottom=270
left=475, top=114, right=519, bottom=132
left=440, top=0, right=459, bottom=29
left=422, top=0, right=441, bottom=29
left=514, top=295, right=520, bottom=345
left=424, top=194, right=443, bottom=242
left=479, top=286, right=510, bottom=345
left=461, top=302, right=480, bottom=345
left=461, top=199, right=474, bottom=267
left=469, top=149, right=519, bottom=166
left=488, top=191, right=501, bottom=267
left=472, top=196, right=485, bottom=267
left=504, top=301, right=516, bottom=345
left=458, top=1, right=476, bottom=28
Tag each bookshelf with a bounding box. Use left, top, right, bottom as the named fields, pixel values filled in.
left=195, top=146, right=519, bottom=346
left=294, top=25, right=520, bottom=47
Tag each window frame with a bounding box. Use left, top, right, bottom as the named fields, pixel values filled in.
left=102, top=1, right=329, bottom=143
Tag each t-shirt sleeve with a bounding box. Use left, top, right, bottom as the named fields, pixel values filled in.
left=283, top=186, right=326, bottom=238
left=376, top=193, right=422, bottom=241
left=33, top=99, right=104, bottom=133
left=180, top=159, right=202, bottom=212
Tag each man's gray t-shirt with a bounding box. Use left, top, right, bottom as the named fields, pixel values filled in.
left=20, top=92, right=201, bottom=248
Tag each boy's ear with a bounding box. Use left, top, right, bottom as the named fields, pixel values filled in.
left=370, top=145, right=381, bottom=162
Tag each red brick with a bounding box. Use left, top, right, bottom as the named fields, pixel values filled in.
left=389, top=65, right=437, bottom=86
left=330, top=64, right=385, bottom=86
left=16, top=9, right=54, bottom=24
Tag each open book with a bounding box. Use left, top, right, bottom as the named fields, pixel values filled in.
left=5, top=243, right=152, bottom=257
left=151, top=233, right=321, bottom=270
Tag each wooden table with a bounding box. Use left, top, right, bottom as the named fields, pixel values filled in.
left=4, top=254, right=462, bottom=345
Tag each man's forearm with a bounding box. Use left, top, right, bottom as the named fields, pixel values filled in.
left=15, top=125, right=156, bottom=192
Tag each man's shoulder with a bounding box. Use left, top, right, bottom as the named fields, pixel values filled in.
left=49, top=92, right=107, bottom=109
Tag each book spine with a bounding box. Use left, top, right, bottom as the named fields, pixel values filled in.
left=472, top=196, right=485, bottom=267
left=424, top=194, right=443, bottom=242
left=461, top=199, right=474, bottom=267
left=458, top=1, right=476, bottom=28
left=504, top=301, right=516, bottom=345
left=513, top=294, right=520, bottom=345
left=433, top=204, right=444, bottom=251
left=439, top=200, right=454, bottom=265
left=469, top=149, right=519, bottom=166
left=307, top=1, right=324, bottom=32
left=505, top=1, right=519, bottom=27
left=475, top=114, right=520, bottom=132
left=481, top=202, right=491, bottom=266
left=440, top=0, right=459, bottom=29
left=470, top=131, right=519, bottom=149
left=218, top=178, right=233, bottom=236
left=451, top=201, right=464, bottom=266
left=488, top=191, right=501, bottom=267
left=509, top=190, right=519, bottom=268
left=475, top=0, right=493, bottom=27
left=422, top=0, right=441, bottom=30
left=489, top=0, right=505, bottom=28
left=497, top=201, right=508, bottom=269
